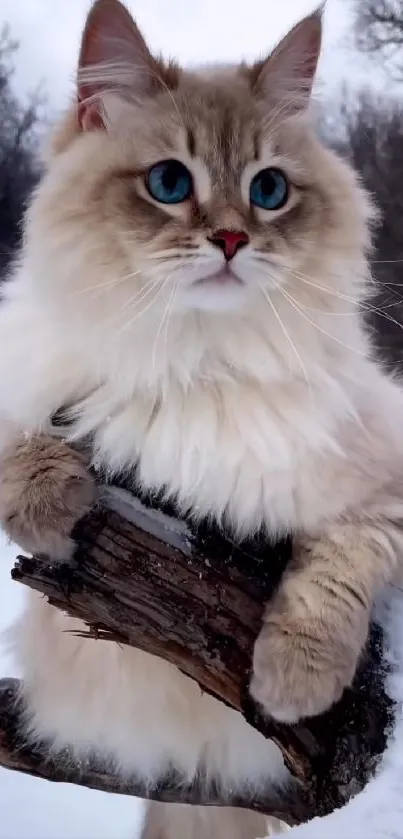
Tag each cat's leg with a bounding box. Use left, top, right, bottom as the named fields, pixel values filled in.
left=251, top=517, right=399, bottom=722
left=0, top=434, right=96, bottom=559
left=140, top=802, right=275, bottom=839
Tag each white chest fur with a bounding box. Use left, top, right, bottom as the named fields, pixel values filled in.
left=67, top=371, right=346, bottom=538
left=0, top=279, right=361, bottom=538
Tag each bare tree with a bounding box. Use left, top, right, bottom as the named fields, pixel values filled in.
left=353, top=0, right=403, bottom=79
left=325, top=88, right=403, bottom=366
left=0, top=26, right=43, bottom=276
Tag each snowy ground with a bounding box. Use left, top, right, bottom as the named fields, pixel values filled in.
left=0, top=535, right=142, bottom=839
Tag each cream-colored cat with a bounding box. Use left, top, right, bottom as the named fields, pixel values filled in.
left=0, top=1, right=402, bottom=837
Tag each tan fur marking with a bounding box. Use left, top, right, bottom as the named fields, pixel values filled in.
left=252, top=515, right=401, bottom=721
left=141, top=802, right=274, bottom=839
left=0, top=436, right=96, bottom=560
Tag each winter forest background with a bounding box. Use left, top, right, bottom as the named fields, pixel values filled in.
left=0, top=0, right=403, bottom=836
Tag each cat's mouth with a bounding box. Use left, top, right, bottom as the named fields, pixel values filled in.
left=195, top=267, right=244, bottom=287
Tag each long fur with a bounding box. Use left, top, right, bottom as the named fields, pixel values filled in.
left=1, top=3, right=403, bottom=837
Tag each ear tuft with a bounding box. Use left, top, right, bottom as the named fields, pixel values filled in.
left=251, top=6, right=324, bottom=114
left=77, top=0, right=178, bottom=132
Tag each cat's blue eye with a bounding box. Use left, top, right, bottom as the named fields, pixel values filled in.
left=250, top=168, right=288, bottom=211
left=146, top=160, right=192, bottom=204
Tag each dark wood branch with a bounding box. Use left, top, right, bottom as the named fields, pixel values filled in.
left=2, top=486, right=395, bottom=823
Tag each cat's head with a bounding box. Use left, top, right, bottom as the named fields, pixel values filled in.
left=27, top=0, right=374, bottom=330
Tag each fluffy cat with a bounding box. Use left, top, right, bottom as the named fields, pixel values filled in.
left=1, top=1, right=403, bottom=837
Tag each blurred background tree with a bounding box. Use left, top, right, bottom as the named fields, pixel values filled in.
left=354, top=0, right=403, bottom=80
left=339, top=0, right=403, bottom=364
left=0, top=25, right=43, bottom=276
left=326, top=87, right=403, bottom=365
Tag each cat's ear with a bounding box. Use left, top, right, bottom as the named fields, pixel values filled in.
left=251, top=7, right=323, bottom=114
left=77, top=0, right=177, bottom=131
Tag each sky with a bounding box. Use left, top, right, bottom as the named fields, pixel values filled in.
left=0, top=0, right=372, bottom=837
left=0, top=0, right=361, bottom=108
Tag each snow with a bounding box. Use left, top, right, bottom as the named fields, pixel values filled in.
left=104, top=485, right=193, bottom=556
left=2, top=529, right=403, bottom=839
left=0, top=535, right=143, bottom=839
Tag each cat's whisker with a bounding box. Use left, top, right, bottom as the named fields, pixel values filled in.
left=100, top=279, right=161, bottom=331
left=259, top=285, right=312, bottom=394
left=150, top=255, right=192, bottom=371
left=116, top=274, right=163, bottom=316
left=372, top=259, right=403, bottom=266
left=287, top=304, right=357, bottom=318
left=116, top=277, right=171, bottom=337
left=152, top=254, right=196, bottom=263
left=276, top=260, right=403, bottom=300
left=151, top=274, right=179, bottom=372
left=111, top=269, right=173, bottom=334
left=162, top=277, right=180, bottom=362
left=341, top=257, right=403, bottom=267
left=371, top=280, right=403, bottom=287
left=72, top=272, right=139, bottom=299
left=150, top=249, right=200, bottom=261
left=278, top=293, right=403, bottom=320
left=254, top=254, right=403, bottom=335
left=278, top=284, right=368, bottom=357
left=282, top=266, right=403, bottom=335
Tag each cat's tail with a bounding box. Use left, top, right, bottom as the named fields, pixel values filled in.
left=141, top=801, right=289, bottom=839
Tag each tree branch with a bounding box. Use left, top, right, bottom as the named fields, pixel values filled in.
left=354, top=0, right=403, bottom=74
left=0, top=678, right=305, bottom=824
left=1, top=485, right=395, bottom=823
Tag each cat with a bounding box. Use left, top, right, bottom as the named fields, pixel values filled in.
left=0, top=1, right=403, bottom=837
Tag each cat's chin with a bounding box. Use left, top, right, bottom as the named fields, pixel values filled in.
left=179, top=276, right=251, bottom=313
left=195, top=268, right=244, bottom=287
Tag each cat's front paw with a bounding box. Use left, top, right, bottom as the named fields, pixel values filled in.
left=250, top=581, right=369, bottom=723
left=0, top=435, right=96, bottom=560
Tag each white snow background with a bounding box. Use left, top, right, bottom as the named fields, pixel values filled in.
left=0, top=534, right=144, bottom=839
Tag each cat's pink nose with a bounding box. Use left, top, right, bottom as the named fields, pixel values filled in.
left=208, top=229, right=249, bottom=261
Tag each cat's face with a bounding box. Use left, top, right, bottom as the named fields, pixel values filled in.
left=28, top=0, right=373, bottom=333
left=84, top=72, right=333, bottom=315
